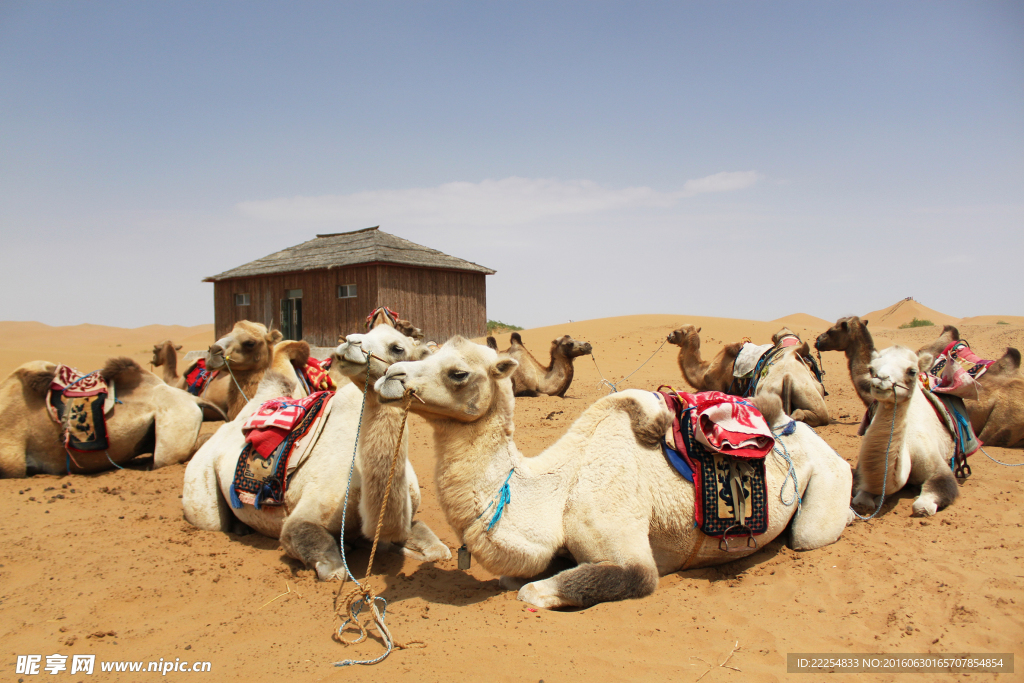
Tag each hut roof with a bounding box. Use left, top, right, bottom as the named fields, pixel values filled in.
left=203, top=227, right=495, bottom=281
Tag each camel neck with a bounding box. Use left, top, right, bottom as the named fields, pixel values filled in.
left=159, top=347, right=179, bottom=383
left=543, top=348, right=575, bottom=397
left=678, top=340, right=708, bottom=387
left=861, top=389, right=914, bottom=492
left=357, top=393, right=412, bottom=539
left=226, top=368, right=265, bottom=420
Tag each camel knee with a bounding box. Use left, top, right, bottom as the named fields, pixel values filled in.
left=281, top=520, right=345, bottom=581
left=791, top=408, right=829, bottom=428
left=520, top=562, right=658, bottom=610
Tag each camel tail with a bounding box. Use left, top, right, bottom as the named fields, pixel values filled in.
left=17, top=365, right=57, bottom=398
left=485, top=336, right=498, bottom=351
left=750, top=392, right=785, bottom=430
left=101, top=357, right=144, bottom=382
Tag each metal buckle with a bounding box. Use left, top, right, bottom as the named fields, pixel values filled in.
left=718, top=524, right=758, bottom=552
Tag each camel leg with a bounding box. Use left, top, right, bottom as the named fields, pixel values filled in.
left=911, top=469, right=958, bottom=517
left=789, top=451, right=854, bottom=549
left=381, top=520, right=451, bottom=563
left=280, top=518, right=348, bottom=581
left=153, top=403, right=203, bottom=469
left=517, top=561, right=659, bottom=609
left=181, top=447, right=233, bottom=532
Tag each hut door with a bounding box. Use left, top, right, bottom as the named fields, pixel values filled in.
left=280, top=289, right=303, bottom=340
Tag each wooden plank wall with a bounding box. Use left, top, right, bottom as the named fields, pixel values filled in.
left=212, top=264, right=487, bottom=345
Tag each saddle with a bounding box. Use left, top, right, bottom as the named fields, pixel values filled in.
left=659, top=388, right=774, bottom=551
left=46, top=365, right=117, bottom=455
left=184, top=358, right=219, bottom=396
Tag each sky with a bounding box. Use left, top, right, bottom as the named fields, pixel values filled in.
left=1, top=1, right=1022, bottom=329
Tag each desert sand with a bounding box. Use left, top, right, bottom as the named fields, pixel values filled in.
left=1, top=310, right=1022, bottom=682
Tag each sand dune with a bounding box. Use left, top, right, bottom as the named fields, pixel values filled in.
left=861, top=298, right=960, bottom=329
left=958, top=315, right=1024, bottom=326
left=770, top=312, right=833, bottom=330
left=1, top=315, right=1022, bottom=682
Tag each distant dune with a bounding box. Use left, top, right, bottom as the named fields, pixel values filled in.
left=958, top=315, right=1024, bottom=326
left=861, top=298, right=960, bottom=329
left=771, top=313, right=832, bottom=330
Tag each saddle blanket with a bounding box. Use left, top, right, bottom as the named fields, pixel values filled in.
left=923, top=341, right=992, bottom=400
left=231, top=390, right=335, bottom=509
left=659, top=389, right=772, bottom=539
left=297, top=357, right=335, bottom=394
left=733, top=343, right=773, bottom=378
left=47, top=365, right=113, bottom=453
left=922, top=390, right=979, bottom=481
left=184, top=358, right=218, bottom=396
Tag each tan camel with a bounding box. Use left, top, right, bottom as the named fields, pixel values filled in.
left=917, top=326, right=1024, bottom=448
left=815, top=316, right=876, bottom=408
left=753, top=329, right=830, bottom=427
left=205, top=321, right=287, bottom=420
left=666, top=325, right=744, bottom=393
left=852, top=347, right=958, bottom=516
left=0, top=358, right=216, bottom=477
left=374, top=338, right=853, bottom=609
left=368, top=306, right=424, bottom=340
left=183, top=325, right=449, bottom=579
left=486, top=333, right=592, bottom=397
left=150, top=340, right=230, bottom=414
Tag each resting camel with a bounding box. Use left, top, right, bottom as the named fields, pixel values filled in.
left=917, top=326, right=1024, bottom=448
left=151, top=340, right=230, bottom=414
left=667, top=325, right=744, bottom=393
left=0, top=358, right=217, bottom=477
left=374, top=337, right=853, bottom=609
left=182, top=325, right=449, bottom=580
left=486, top=333, right=592, bottom=397
left=815, top=316, right=876, bottom=408
left=852, top=346, right=958, bottom=517
left=755, top=329, right=830, bottom=427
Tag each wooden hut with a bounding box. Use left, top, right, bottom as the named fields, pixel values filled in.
left=204, top=227, right=495, bottom=345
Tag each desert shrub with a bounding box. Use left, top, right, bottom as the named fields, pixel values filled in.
left=487, top=319, right=524, bottom=332
left=899, top=318, right=935, bottom=329
left=997, top=320, right=1009, bottom=325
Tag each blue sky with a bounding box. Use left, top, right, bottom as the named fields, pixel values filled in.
left=2, top=2, right=1021, bottom=329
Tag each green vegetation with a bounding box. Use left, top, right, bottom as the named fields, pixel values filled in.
left=997, top=320, right=1009, bottom=325
left=487, top=319, right=524, bottom=333
left=898, top=318, right=935, bottom=329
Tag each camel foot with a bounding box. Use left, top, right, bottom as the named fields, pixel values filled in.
left=911, top=498, right=938, bottom=517
left=499, top=575, right=529, bottom=592
left=851, top=490, right=878, bottom=513
left=517, top=579, right=568, bottom=610
left=315, top=560, right=349, bottom=582
left=380, top=521, right=452, bottom=563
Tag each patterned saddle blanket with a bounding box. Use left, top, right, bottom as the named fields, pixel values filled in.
left=184, top=358, right=219, bottom=396
left=230, top=391, right=334, bottom=509
left=659, top=388, right=774, bottom=545
left=296, top=357, right=335, bottom=395
left=46, top=365, right=116, bottom=453
left=922, top=390, right=979, bottom=482
left=922, top=340, right=993, bottom=399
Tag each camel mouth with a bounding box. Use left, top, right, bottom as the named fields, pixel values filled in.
left=374, top=376, right=407, bottom=402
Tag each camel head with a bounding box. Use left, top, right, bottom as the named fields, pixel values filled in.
left=917, top=325, right=961, bottom=359
left=206, top=321, right=282, bottom=373
left=772, top=328, right=800, bottom=346
left=867, top=346, right=930, bottom=404
left=332, top=325, right=433, bottom=387
left=375, top=336, right=518, bottom=423
left=150, top=340, right=182, bottom=367
left=815, top=317, right=868, bottom=352
left=552, top=335, right=593, bottom=359
left=667, top=325, right=700, bottom=349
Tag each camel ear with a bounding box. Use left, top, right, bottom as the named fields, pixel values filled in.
left=840, top=321, right=849, bottom=332
left=862, top=320, right=869, bottom=327
left=797, top=341, right=810, bottom=357
left=696, top=327, right=701, bottom=333
left=918, top=352, right=934, bottom=373
left=267, top=330, right=284, bottom=345
left=492, top=357, right=518, bottom=380
left=175, top=345, right=183, bottom=351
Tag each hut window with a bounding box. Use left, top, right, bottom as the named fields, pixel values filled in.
left=337, top=284, right=357, bottom=299
left=234, top=293, right=250, bottom=306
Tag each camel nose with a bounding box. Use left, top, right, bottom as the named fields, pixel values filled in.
left=209, top=343, right=224, bottom=356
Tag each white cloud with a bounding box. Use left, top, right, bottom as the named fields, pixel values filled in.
left=236, top=172, right=763, bottom=227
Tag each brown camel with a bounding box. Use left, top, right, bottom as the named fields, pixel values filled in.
left=205, top=321, right=285, bottom=420
left=815, top=316, right=876, bottom=408
left=486, top=332, right=593, bottom=397
left=917, top=325, right=1024, bottom=448
left=150, top=340, right=230, bottom=415
left=367, top=306, right=424, bottom=340
left=0, top=358, right=218, bottom=477
left=666, top=325, right=743, bottom=393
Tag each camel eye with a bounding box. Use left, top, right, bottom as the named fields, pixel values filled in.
left=242, top=340, right=256, bottom=349
left=448, top=369, right=469, bottom=382
left=390, top=344, right=404, bottom=356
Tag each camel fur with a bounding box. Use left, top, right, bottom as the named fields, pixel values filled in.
left=205, top=321, right=285, bottom=420
left=815, top=316, right=876, bottom=408
left=486, top=332, right=592, bottom=397
left=182, top=325, right=449, bottom=580
left=150, top=340, right=230, bottom=417
left=852, top=346, right=958, bottom=517
left=374, top=337, right=853, bottom=609
left=0, top=358, right=213, bottom=477
left=667, top=325, right=743, bottom=393
left=917, top=325, right=1024, bottom=448
left=754, top=329, right=830, bottom=427
left=368, top=306, right=424, bottom=341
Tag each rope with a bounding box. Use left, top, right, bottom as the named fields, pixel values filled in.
left=333, top=392, right=422, bottom=666
left=105, top=451, right=125, bottom=470
left=978, top=446, right=1024, bottom=467
left=474, top=469, right=514, bottom=531
left=223, top=357, right=250, bottom=404
left=850, top=389, right=898, bottom=521
left=592, top=339, right=667, bottom=393
left=772, top=423, right=801, bottom=510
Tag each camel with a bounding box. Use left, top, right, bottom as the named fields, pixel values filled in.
left=0, top=358, right=217, bottom=477
left=485, top=332, right=592, bottom=397
left=815, top=316, right=876, bottom=408
left=917, top=326, right=1024, bottom=448
left=182, top=325, right=449, bottom=580
left=753, top=329, right=830, bottom=427
left=368, top=306, right=424, bottom=340
left=667, top=325, right=744, bottom=393
left=373, top=337, right=853, bottom=609
left=852, top=346, right=958, bottom=517
left=150, top=340, right=230, bottom=414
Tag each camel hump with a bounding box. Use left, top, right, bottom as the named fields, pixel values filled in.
left=510, top=332, right=524, bottom=346
left=276, top=340, right=311, bottom=366
left=485, top=336, right=498, bottom=351
left=16, top=363, right=57, bottom=398
left=607, top=393, right=671, bottom=448
left=988, top=347, right=1022, bottom=376
left=940, top=324, right=960, bottom=340
left=101, top=357, right=144, bottom=383
left=750, top=392, right=784, bottom=428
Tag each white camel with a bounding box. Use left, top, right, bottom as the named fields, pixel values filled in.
left=852, top=346, right=958, bottom=517
left=182, top=325, right=449, bottom=580
left=374, top=337, right=853, bottom=609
